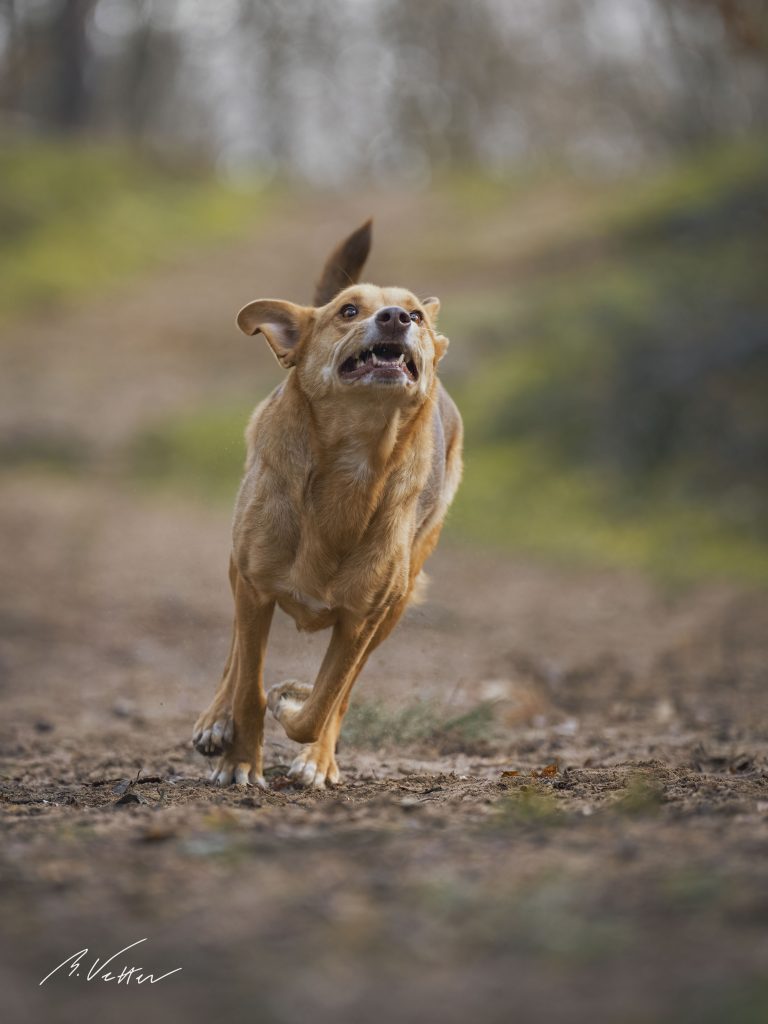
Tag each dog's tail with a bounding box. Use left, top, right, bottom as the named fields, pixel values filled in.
left=409, top=570, right=430, bottom=607
left=313, top=219, right=373, bottom=306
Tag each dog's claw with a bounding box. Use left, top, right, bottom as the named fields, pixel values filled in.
left=211, top=721, right=227, bottom=748
left=192, top=712, right=234, bottom=757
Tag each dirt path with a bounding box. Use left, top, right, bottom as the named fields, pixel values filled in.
left=1, top=206, right=767, bottom=1023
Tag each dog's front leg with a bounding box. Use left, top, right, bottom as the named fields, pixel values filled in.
left=267, top=609, right=387, bottom=788
left=193, top=566, right=274, bottom=788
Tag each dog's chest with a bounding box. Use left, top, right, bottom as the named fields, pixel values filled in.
left=241, top=433, right=424, bottom=624
left=273, top=496, right=405, bottom=627
left=276, top=535, right=382, bottom=622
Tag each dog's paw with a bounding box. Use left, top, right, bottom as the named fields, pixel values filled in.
left=208, top=755, right=267, bottom=789
left=287, top=744, right=341, bottom=791
left=192, top=706, right=234, bottom=757
left=267, top=679, right=313, bottom=723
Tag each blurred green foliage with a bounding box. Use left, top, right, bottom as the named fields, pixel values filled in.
left=447, top=142, right=768, bottom=584
left=130, top=403, right=252, bottom=502
left=0, top=141, right=264, bottom=319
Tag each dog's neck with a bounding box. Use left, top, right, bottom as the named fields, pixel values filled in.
left=286, top=376, right=433, bottom=550
left=315, top=404, right=410, bottom=479
left=292, top=376, right=427, bottom=480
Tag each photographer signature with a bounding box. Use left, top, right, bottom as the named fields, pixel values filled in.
left=40, top=938, right=182, bottom=986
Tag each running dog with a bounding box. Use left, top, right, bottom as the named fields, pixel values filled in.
left=192, top=220, right=463, bottom=788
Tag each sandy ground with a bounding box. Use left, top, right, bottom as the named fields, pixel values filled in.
left=1, top=198, right=767, bottom=1024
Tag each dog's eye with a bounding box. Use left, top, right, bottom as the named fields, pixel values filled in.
left=339, top=304, right=358, bottom=319
left=410, top=310, right=423, bottom=324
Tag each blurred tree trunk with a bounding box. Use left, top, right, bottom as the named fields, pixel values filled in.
left=123, top=2, right=173, bottom=143
left=0, top=0, right=21, bottom=114
left=49, top=0, right=94, bottom=133
left=713, top=0, right=768, bottom=54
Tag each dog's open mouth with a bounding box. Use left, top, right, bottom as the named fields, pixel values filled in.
left=339, top=342, right=418, bottom=384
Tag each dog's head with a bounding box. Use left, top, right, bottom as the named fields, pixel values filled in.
left=236, top=221, right=448, bottom=407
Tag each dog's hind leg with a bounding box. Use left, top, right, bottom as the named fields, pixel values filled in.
left=192, top=558, right=239, bottom=758
left=192, top=558, right=274, bottom=787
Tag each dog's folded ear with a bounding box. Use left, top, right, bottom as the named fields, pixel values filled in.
left=421, top=297, right=447, bottom=360
left=236, top=299, right=313, bottom=368
left=314, top=219, right=373, bottom=307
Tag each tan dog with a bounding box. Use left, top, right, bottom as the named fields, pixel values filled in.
left=192, top=221, right=463, bottom=788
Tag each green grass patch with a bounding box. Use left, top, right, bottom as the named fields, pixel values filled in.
left=494, top=782, right=564, bottom=827
left=0, top=140, right=268, bottom=320
left=341, top=697, right=497, bottom=755
left=612, top=773, right=666, bottom=816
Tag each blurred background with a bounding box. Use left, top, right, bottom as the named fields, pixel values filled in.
left=1, top=0, right=767, bottom=582
left=2, top=5, right=768, bottom=1024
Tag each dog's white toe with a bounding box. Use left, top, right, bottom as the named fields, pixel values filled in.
left=210, top=761, right=267, bottom=789
left=287, top=752, right=335, bottom=790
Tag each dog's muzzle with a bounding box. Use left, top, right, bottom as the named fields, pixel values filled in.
left=338, top=309, right=419, bottom=385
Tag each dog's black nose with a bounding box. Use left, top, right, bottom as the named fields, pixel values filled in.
left=375, top=306, right=411, bottom=334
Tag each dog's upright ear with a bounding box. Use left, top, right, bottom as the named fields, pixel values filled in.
left=313, top=219, right=373, bottom=306
left=236, top=299, right=313, bottom=368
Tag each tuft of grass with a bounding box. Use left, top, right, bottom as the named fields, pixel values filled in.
left=341, top=698, right=497, bottom=755
left=612, top=773, right=666, bottom=816
left=494, top=782, right=563, bottom=827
